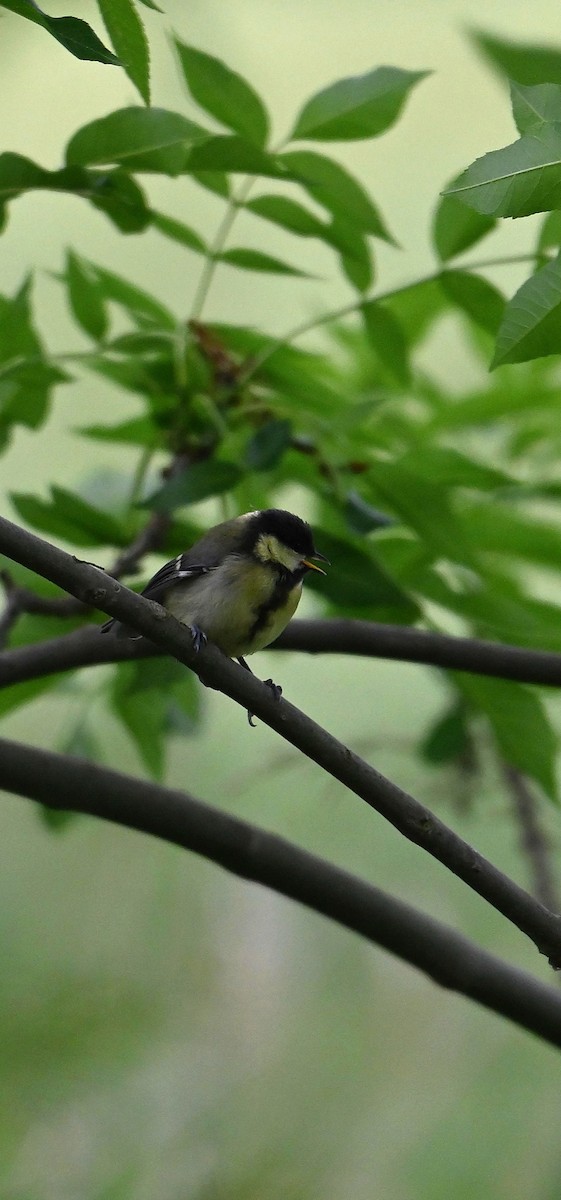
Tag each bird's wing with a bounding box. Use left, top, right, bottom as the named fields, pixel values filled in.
left=140, top=554, right=214, bottom=603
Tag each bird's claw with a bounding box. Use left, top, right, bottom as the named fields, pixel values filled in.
left=264, top=678, right=282, bottom=702
left=189, top=624, right=207, bottom=653
left=247, top=677, right=282, bottom=727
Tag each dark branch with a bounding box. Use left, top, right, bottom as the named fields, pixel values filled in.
left=1, top=513, right=561, bottom=965
left=278, top=619, right=561, bottom=688
left=2, top=733, right=561, bottom=1051
left=4, top=616, right=561, bottom=693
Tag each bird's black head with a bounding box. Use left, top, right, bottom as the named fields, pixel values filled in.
left=244, top=509, right=327, bottom=575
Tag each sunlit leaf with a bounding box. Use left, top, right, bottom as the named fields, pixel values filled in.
left=64, top=249, right=108, bottom=340
left=537, top=209, right=561, bottom=251
left=290, top=67, right=428, bottom=141
left=174, top=39, right=269, bottom=147
left=510, top=81, right=561, bottom=134
left=280, top=149, right=395, bottom=241
left=184, top=135, right=286, bottom=177
left=246, top=194, right=325, bottom=237
left=445, top=126, right=561, bottom=218
left=432, top=191, right=496, bottom=261
left=66, top=108, right=209, bottom=175
left=492, top=253, right=561, bottom=367
left=150, top=211, right=207, bottom=253
left=97, top=0, right=149, bottom=103
left=471, top=29, right=561, bottom=86
left=217, top=248, right=312, bottom=276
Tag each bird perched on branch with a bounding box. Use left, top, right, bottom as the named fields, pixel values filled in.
left=102, top=508, right=328, bottom=723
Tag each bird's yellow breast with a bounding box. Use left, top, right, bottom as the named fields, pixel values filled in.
left=164, top=557, right=302, bottom=658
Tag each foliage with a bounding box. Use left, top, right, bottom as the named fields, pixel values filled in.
left=1, top=5, right=561, bottom=806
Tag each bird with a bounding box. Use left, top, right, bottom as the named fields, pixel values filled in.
left=102, top=508, right=328, bottom=723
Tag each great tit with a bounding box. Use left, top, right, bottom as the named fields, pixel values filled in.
left=102, top=508, right=328, bottom=720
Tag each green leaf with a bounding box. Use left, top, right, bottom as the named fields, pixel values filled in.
left=458, top=675, right=557, bottom=801
left=439, top=270, right=505, bottom=335
left=537, top=209, right=561, bottom=252
left=361, top=301, right=410, bottom=384
left=471, top=29, right=561, bottom=86
left=97, top=0, right=150, bottom=104
left=66, top=108, right=209, bottom=175
left=344, top=492, right=394, bottom=534
left=280, top=149, right=394, bottom=241
left=85, top=260, right=176, bottom=329
left=78, top=416, right=160, bottom=447
left=64, top=250, right=108, bottom=340
left=510, top=81, right=561, bottom=134
left=492, top=253, right=561, bottom=367
left=246, top=194, right=324, bottom=237
left=0, top=278, right=68, bottom=439
left=0, top=361, right=64, bottom=434
left=150, top=211, right=207, bottom=253
left=11, top=485, right=128, bottom=547
left=367, top=459, right=479, bottom=568
left=327, top=221, right=373, bottom=292
left=0, top=0, right=119, bottom=63
left=0, top=676, right=60, bottom=719
left=306, top=530, right=418, bottom=621
left=86, top=168, right=151, bottom=232
left=140, top=460, right=243, bottom=511
left=420, top=703, right=470, bottom=765
left=190, top=171, right=230, bottom=198
left=245, top=419, right=292, bottom=469
left=217, top=248, right=312, bottom=276
left=184, top=135, right=286, bottom=177
left=111, top=658, right=200, bottom=778
left=432, top=191, right=496, bottom=261
left=249, top=198, right=376, bottom=285
left=0, top=153, right=151, bottom=234
left=459, top=501, right=561, bottom=569
left=290, top=66, right=428, bottom=141
left=445, top=126, right=561, bottom=219
left=384, top=278, right=447, bottom=346
left=174, top=39, right=269, bottom=148
left=397, top=447, right=511, bottom=490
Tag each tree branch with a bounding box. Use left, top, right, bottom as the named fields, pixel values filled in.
left=1, top=513, right=561, bottom=965
left=5, top=616, right=561, bottom=691
left=2, top=733, right=561, bottom=1051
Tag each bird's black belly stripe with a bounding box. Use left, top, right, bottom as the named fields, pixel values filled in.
left=249, top=567, right=303, bottom=642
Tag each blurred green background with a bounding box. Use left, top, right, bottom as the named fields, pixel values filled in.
left=2, top=2, right=561, bottom=1197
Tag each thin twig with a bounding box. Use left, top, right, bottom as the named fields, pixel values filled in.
left=503, top=765, right=561, bottom=915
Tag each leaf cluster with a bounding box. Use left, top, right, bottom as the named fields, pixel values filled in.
left=1, top=9, right=561, bottom=829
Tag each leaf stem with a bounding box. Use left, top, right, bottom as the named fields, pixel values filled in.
left=189, top=176, right=255, bottom=320
left=240, top=251, right=546, bottom=382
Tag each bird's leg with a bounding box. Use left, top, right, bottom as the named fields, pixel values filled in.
left=237, top=657, right=282, bottom=727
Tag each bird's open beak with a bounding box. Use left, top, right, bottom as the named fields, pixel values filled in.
left=302, top=550, right=330, bottom=576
